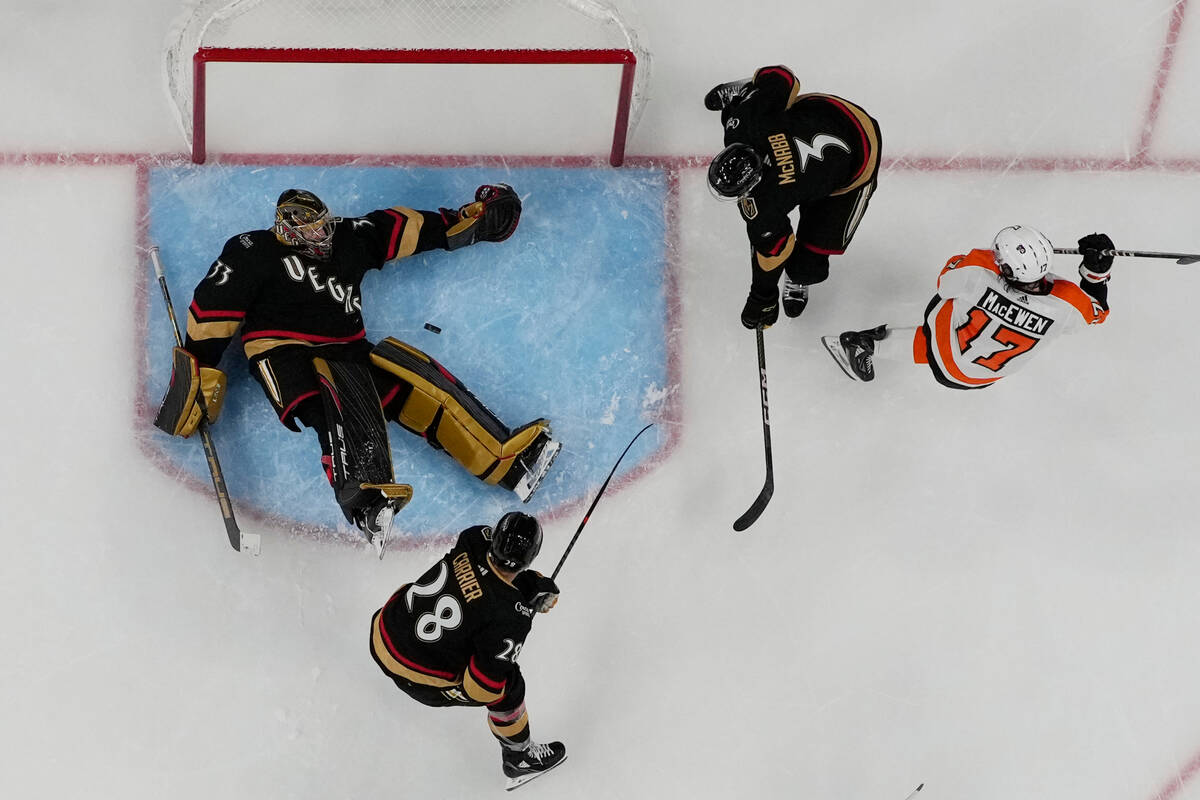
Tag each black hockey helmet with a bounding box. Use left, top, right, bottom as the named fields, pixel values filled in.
left=707, top=143, right=763, bottom=200
left=490, top=512, right=542, bottom=572
left=274, top=188, right=336, bottom=260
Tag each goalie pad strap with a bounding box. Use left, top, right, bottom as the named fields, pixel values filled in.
left=153, top=347, right=227, bottom=437
left=370, top=337, right=540, bottom=484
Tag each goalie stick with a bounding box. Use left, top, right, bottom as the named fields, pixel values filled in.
left=733, top=327, right=773, bottom=532
left=1052, top=247, right=1199, bottom=264
left=551, top=423, right=654, bottom=581
left=150, top=246, right=260, bottom=556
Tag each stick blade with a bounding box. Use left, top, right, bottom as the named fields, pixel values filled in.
left=733, top=480, right=773, bottom=531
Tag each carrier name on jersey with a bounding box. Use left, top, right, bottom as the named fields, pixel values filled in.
left=978, top=288, right=1054, bottom=335
left=452, top=551, right=483, bottom=603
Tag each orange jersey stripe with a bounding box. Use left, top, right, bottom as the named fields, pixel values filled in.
left=1050, top=280, right=1109, bottom=324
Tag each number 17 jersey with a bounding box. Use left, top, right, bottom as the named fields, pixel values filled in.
left=921, top=249, right=1109, bottom=389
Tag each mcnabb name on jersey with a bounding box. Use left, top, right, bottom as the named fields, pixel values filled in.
left=978, top=288, right=1054, bottom=336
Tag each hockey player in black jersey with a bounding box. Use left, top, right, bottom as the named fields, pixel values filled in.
left=705, top=64, right=883, bottom=328
left=154, top=187, right=560, bottom=553
left=370, top=512, right=566, bottom=790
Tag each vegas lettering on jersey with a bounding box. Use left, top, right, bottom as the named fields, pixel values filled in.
left=281, top=254, right=361, bottom=315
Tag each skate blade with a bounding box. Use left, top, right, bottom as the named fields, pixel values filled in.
left=370, top=506, right=396, bottom=559
left=821, top=336, right=862, bottom=382
left=504, top=755, right=567, bottom=791
left=513, top=441, right=562, bottom=503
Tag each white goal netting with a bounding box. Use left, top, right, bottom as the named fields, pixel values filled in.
left=163, top=0, right=651, bottom=159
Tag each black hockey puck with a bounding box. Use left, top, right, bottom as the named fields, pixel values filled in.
left=424, top=322, right=442, bottom=334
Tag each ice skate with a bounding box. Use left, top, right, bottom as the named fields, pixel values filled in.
left=781, top=277, right=809, bottom=318
left=501, top=428, right=561, bottom=503
left=821, top=325, right=887, bottom=382
left=502, top=740, right=567, bottom=791
left=354, top=483, right=413, bottom=558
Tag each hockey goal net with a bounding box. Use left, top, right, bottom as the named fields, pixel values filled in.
left=164, top=0, right=651, bottom=165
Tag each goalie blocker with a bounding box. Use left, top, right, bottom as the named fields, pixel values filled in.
left=153, top=347, right=227, bottom=437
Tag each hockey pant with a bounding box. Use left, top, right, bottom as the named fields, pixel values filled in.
left=370, top=337, right=546, bottom=491
left=369, top=611, right=531, bottom=745
left=747, top=176, right=879, bottom=291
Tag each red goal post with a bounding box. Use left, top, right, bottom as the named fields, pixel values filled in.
left=191, top=46, right=638, bottom=166
left=165, top=0, right=651, bottom=166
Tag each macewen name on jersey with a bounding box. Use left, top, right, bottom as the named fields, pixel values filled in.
left=977, top=287, right=1055, bottom=336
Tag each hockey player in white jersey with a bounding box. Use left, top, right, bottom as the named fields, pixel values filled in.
left=823, top=227, right=1113, bottom=388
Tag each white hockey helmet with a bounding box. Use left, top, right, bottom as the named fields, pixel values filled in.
left=992, top=225, right=1053, bottom=283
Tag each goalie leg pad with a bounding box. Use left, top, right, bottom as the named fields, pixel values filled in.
left=312, top=356, right=397, bottom=514
left=370, top=337, right=545, bottom=486
left=154, top=347, right=227, bottom=437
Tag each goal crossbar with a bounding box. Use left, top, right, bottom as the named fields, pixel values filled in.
left=192, top=46, right=638, bottom=166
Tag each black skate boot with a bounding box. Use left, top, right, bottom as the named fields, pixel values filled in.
left=821, top=325, right=887, bottom=382
left=703, top=78, right=751, bottom=110
left=351, top=483, right=413, bottom=559
left=498, top=424, right=561, bottom=503
left=781, top=277, right=809, bottom=318
left=502, top=740, right=567, bottom=791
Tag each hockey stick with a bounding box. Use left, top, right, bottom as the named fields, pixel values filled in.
left=1052, top=247, right=1199, bottom=265
left=149, top=247, right=260, bottom=556
left=551, top=422, right=654, bottom=581
left=733, top=327, right=773, bottom=531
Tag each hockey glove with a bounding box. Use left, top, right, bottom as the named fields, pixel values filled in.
left=740, top=288, right=779, bottom=330
left=704, top=79, right=752, bottom=111
left=514, top=570, right=560, bottom=613
left=1078, top=232, right=1115, bottom=283
left=153, top=347, right=227, bottom=437
left=443, top=184, right=522, bottom=250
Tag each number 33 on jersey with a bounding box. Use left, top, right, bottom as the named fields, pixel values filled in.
left=919, top=249, right=1109, bottom=389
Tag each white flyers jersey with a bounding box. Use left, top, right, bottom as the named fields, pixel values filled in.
left=920, top=249, right=1108, bottom=389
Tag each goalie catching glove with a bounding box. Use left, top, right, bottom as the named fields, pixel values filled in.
left=153, top=347, right=227, bottom=437
left=442, top=184, right=522, bottom=251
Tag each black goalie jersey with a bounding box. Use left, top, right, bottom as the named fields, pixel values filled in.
left=372, top=525, right=535, bottom=705
left=183, top=205, right=451, bottom=368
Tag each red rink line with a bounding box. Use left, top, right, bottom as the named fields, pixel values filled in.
left=7, top=150, right=1200, bottom=173
left=1137, top=0, right=1191, bottom=162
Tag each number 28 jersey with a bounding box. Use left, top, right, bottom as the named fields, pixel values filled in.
left=374, top=526, right=534, bottom=704
left=920, top=249, right=1109, bottom=389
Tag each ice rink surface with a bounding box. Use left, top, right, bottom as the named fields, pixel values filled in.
left=3, top=1, right=1200, bottom=799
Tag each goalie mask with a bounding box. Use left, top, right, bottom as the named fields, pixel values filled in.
left=707, top=143, right=763, bottom=200
left=490, top=511, right=542, bottom=572
left=993, top=225, right=1053, bottom=284
left=275, top=189, right=336, bottom=260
